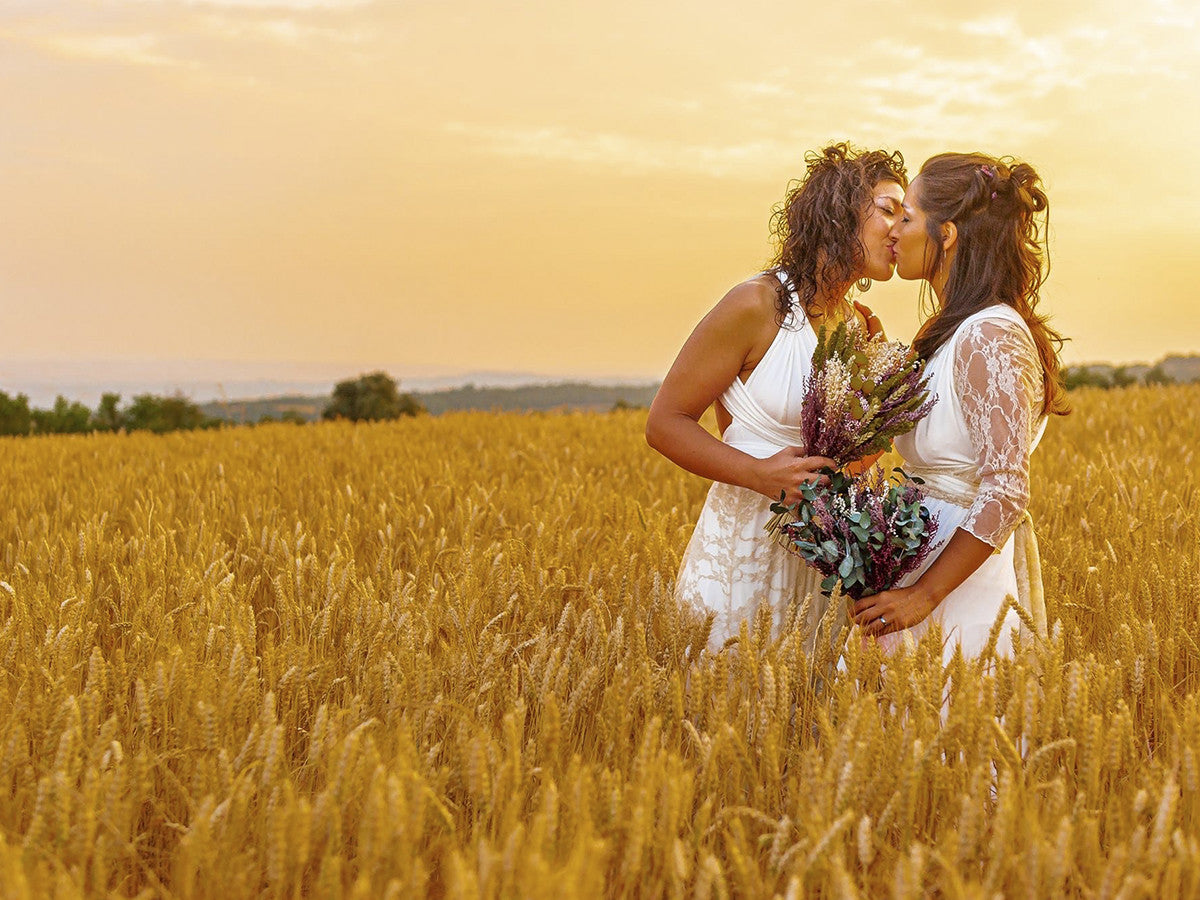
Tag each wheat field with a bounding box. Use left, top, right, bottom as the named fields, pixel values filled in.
left=1, top=385, right=1198, bottom=898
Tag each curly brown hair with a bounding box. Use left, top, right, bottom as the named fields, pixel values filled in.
left=910, top=152, right=1069, bottom=416
left=768, top=143, right=908, bottom=325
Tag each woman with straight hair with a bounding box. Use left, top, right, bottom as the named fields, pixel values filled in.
left=851, top=152, right=1069, bottom=661
left=646, top=143, right=908, bottom=654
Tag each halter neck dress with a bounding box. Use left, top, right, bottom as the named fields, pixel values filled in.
left=675, top=272, right=827, bottom=652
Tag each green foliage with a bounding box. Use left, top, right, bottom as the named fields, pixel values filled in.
left=1145, top=364, right=1173, bottom=386
left=123, top=393, right=219, bottom=434
left=31, top=395, right=92, bottom=435
left=323, top=371, right=423, bottom=422
left=0, top=391, right=32, bottom=436
left=1111, top=365, right=1136, bottom=388
left=256, top=410, right=307, bottom=425
left=92, top=392, right=123, bottom=432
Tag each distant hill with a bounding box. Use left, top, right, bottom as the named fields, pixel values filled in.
left=199, top=394, right=326, bottom=425
left=197, top=353, right=1200, bottom=423
left=1064, top=354, right=1200, bottom=389
left=201, top=381, right=661, bottom=423
left=1158, top=355, right=1200, bottom=382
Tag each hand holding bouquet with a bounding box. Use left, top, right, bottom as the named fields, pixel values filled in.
left=766, top=321, right=939, bottom=601
left=768, top=467, right=938, bottom=600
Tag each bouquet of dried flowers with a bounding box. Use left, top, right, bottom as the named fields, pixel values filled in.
left=766, top=322, right=940, bottom=600
left=768, top=467, right=939, bottom=600
left=801, top=321, right=935, bottom=466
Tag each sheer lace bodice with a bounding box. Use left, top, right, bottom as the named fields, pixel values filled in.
left=893, top=305, right=1046, bottom=546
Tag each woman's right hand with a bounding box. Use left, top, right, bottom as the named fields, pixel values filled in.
left=751, top=448, right=837, bottom=505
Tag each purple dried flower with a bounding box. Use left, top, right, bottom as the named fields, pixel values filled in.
left=768, top=467, right=939, bottom=601
left=800, top=322, right=934, bottom=466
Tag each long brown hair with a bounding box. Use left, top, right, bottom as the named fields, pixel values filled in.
left=911, top=152, right=1069, bottom=416
left=769, top=143, right=907, bottom=325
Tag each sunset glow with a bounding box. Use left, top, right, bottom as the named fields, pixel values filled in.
left=3, top=0, right=1198, bottom=384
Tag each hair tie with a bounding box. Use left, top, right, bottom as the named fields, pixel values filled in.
left=980, top=165, right=995, bottom=179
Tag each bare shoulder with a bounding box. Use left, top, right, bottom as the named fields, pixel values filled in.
left=705, top=275, right=781, bottom=330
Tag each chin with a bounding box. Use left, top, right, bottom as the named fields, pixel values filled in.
left=867, top=261, right=896, bottom=282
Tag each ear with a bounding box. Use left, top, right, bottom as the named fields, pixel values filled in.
left=941, top=221, right=958, bottom=253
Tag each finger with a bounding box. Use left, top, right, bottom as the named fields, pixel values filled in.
left=852, top=596, right=883, bottom=619
left=852, top=603, right=878, bottom=627
left=862, top=604, right=895, bottom=634
left=864, top=616, right=890, bottom=638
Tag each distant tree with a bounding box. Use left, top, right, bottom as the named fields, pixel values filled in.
left=323, top=372, right=423, bottom=421
left=279, top=410, right=308, bottom=425
left=1111, top=366, right=1137, bottom=388
left=0, top=391, right=32, bottom=436
left=1063, top=367, right=1111, bottom=390
left=1145, top=364, right=1174, bottom=386
left=32, top=395, right=92, bottom=434
left=124, top=393, right=216, bottom=434
left=92, top=392, right=124, bottom=432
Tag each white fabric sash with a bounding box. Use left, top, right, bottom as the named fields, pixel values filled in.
left=720, top=377, right=806, bottom=451
left=904, top=464, right=1047, bottom=643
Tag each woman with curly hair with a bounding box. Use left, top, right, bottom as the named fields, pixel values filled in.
left=852, top=153, right=1068, bottom=661
left=646, top=143, right=908, bottom=654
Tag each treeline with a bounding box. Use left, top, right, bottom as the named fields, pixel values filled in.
left=1063, top=354, right=1200, bottom=390
left=202, top=380, right=660, bottom=423
left=415, top=381, right=660, bottom=415
left=0, top=391, right=221, bottom=437
left=0, top=372, right=424, bottom=438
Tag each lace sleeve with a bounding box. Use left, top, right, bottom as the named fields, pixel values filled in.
left=953, top=317, right=1045, bottom=547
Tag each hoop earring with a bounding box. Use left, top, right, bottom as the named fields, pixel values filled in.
left=856, top=277, right=872, bottom=293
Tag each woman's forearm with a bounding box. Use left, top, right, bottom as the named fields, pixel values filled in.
left=911, top=528, right=995, bottom=606
left=645, top=409, right=762, bottom=492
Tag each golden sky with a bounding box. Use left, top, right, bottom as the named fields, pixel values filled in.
left=3, top=0, right=1199, bottom=381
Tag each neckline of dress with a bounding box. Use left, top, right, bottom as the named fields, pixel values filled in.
left=734, top=273, right=813, bottom=392
left=772, top=270, right=814, bottom=334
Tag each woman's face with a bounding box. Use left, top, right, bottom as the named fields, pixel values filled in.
left=888, top=176, right=939, bottom=281
left=858, top=180, right=906, bottom=281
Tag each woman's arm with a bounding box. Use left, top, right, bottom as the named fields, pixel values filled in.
left=853, top=318, right=1043, bottom=635
left=645, top=279, right=835, bottom=505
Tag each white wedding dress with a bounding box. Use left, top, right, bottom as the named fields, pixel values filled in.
left=885, top=304, right=1049, bottom=663
left=675, top=272, right=826, bottom=653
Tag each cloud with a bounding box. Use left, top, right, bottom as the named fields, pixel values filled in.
left=21, top=31, right=188, bottom=67
left=126, top=0, right=373, bottom=8
left=445, top=122, right=787, bottom=179
left=959, top=15, right=1018, bottom=37
left=727, top=81, right=789, bottom=98
left=196, top=14, right=370, bottom=46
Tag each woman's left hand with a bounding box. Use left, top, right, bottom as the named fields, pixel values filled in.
left=852, top=585, right=939, bottom=638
